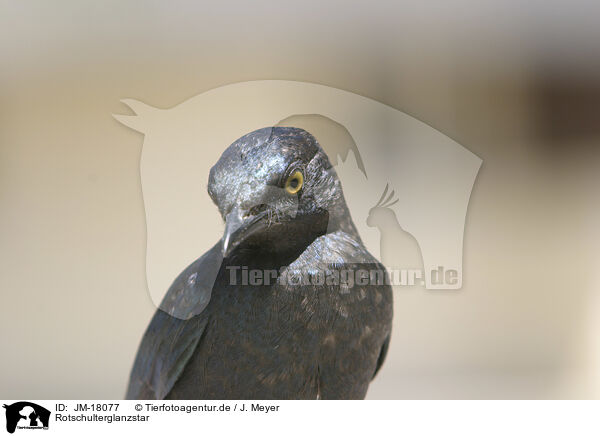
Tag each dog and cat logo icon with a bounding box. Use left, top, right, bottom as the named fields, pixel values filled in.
left=2, top=402, right=50, bottom=433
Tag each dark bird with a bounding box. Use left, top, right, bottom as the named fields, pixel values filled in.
left=126, top=127, right=393, bottom=399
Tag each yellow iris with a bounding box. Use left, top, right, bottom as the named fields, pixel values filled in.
left=284, top=170, right=303, bottom=194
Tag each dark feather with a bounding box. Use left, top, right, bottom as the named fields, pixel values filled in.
left=126, top=127, right=393, bottom=400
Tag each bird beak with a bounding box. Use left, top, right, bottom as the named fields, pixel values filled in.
left=222, top=206, right=268, bottom=258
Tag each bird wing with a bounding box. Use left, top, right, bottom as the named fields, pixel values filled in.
left=373, top=334, right=390, bottom=379
left=126, top=242, right=223, bottom=400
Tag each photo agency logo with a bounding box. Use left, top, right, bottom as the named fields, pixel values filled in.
left=114, top=80, right=481, bottom=315
left=3, top=402, right=50, bottom=433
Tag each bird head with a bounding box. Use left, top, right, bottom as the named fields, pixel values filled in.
left=208, top=127, right=352, bottom=259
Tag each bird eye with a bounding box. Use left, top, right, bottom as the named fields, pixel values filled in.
left=284, top=170, right=303, bottom=195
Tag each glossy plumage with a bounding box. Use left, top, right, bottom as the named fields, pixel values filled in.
left=126, top=127, right=393, bottom=399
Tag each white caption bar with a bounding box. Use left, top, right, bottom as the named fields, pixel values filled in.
left=1, top=400, right=599, bottom=436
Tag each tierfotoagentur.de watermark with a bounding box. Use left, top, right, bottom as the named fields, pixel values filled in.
left=226, top=265, right=458, bottom=288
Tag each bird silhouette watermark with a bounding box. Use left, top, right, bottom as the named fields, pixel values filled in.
left=114, top=80, right=482, bottom=312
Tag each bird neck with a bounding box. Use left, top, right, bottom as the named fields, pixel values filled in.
left=326, top=202, right=363, bottom=245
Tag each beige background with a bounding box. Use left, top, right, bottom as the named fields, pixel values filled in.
left=1, top=1, right=599, bottom=399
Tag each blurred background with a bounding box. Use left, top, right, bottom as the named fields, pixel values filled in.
left=1, top=1, right=599, bottom=399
